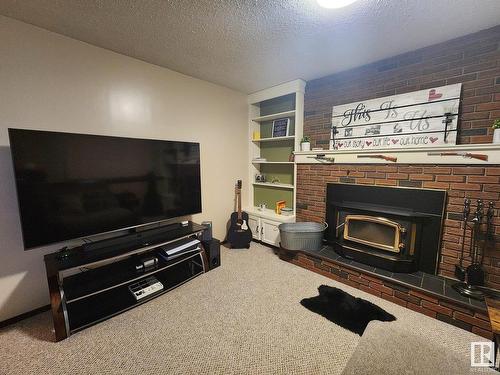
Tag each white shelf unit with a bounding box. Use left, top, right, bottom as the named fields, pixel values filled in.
left=246, top=79, right=306, bottom=246
left=245, top=207, right=295, bottom=247
left=245, top=207, right=296, bottom=222
left=252, top=136, right=295, bottom=143
left=252, top=182, right=295, bottom=189
left=251, top=110, right=296, bottom=122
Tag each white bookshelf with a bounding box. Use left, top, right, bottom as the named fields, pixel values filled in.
left=246, top=79, right=306, bottom=227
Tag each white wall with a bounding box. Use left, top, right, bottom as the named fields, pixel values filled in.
left=0, top=16, right=248, bottom=321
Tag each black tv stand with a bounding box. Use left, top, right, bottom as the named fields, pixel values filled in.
left=44, top=221, right=208, bottom=341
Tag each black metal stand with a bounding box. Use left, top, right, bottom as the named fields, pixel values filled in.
left=452, top=282, right=486, bottom=300
left=453, top=200, right=495, bottom=300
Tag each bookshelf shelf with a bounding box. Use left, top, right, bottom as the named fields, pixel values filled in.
left=252, top=136, right=295, bottom=143
left=251, top=110, right=296, bottom=122
left=252, top=182, right=294, bottom=189
left=251, top=161, right=294, bottom=164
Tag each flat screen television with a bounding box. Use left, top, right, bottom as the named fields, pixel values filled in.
left=8, top=129, right=202, bottom=249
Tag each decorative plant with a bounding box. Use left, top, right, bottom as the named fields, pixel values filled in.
left=301, top=136, right=310, bottom=143
left=492, top=119, right=500, bottom=130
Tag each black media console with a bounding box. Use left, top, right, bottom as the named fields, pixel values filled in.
left=44, top=222, right=209, bottom=341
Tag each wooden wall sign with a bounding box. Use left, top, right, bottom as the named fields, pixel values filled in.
left=331, top=84, right=461, bottom=150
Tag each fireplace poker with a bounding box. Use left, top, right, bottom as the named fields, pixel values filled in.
left=476, top=200, right=484, bottom=265
left=480, top=202, right=495, bottom=265
left=487, top=201, right=495, bottom=242
left=455, top=198, right=470, bottom=281
left=467, top=200, right=485, bottom=286
left=470, top=200, right=483, bottom=265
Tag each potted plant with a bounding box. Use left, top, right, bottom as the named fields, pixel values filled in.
left=301, top=136, right=311, bottom=152
left=493, top=119, right=500, bottom=144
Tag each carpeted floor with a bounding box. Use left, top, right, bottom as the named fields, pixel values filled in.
left=0, top=243, right=489, bottom=374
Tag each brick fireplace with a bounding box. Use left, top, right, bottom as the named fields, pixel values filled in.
left=277, top=26, right=500, bottom=338
left=295, top=25, right=500, bottom=289
left=297, top=164, right=500, bottom=290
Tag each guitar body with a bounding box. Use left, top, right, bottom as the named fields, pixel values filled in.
left=226, top=180, right=252, bottom=249
left=227, top=211, right=252, bottom=248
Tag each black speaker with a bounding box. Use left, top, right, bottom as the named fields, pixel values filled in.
left=202, top=238, right=220, bottom=270
left=201, top=221, right=213, bottom=242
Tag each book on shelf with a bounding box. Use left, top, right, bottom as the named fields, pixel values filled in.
left=275, top=200, right=286, bottom=214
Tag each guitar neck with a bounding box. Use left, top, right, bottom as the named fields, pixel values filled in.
left=237, top=190, right=242, bottom=220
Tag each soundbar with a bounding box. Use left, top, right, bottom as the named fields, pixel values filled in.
left=82, top=222, right=192, bottom=254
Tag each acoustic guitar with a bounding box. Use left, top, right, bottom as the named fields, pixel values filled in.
left=226, top=180, right=252, bottom=248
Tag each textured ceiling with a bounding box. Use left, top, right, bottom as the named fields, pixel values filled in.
left=1, top=0, right=500, bottom=93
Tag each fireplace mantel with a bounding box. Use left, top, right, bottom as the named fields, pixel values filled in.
left=294, top=144, right=500, bottom=165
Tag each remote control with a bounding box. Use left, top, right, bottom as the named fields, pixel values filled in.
left=128, top=276, right=164, bottom=301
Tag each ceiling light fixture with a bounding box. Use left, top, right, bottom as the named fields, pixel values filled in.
left=317, top=0, right=358, bottom=9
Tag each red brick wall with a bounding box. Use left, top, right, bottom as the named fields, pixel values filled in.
left=304, top=25, right=500, bottom=146
left=297, top=26, right=500, bottom=288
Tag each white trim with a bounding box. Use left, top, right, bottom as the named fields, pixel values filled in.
left=251, top=110, right=295, bottom=122
left=294, top=143, right=500, bottom=165
left=252, top=182, right=294, bottom=189
left=252, top=136, right=295, bottom=143
left=248, top=79, right=306, bottom=104
left=245, top=207, right=296, bottom=223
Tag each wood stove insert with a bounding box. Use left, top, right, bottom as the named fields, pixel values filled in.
left=326, top=183, right=446, bottom=274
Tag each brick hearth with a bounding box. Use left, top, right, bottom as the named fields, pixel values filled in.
left=279, top=248, right=493, bottom=339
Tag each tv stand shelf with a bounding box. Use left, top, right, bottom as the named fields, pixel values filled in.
left=64, top=251, right=202, bottom=302
left=44, top=221, right=208, bottom=341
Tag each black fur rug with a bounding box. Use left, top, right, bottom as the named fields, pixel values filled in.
left=300, top=285, right=396, bottom=335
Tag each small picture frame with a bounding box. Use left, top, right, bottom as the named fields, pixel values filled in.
left=272, top=118, right=290, bottom=138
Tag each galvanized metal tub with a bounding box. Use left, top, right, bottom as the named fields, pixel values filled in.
left=278, top=222, right=328, bottom=251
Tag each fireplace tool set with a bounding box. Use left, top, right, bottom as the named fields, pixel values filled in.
left=453, top=198, right=496, bottom=300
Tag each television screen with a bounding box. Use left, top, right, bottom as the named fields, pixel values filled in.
left=8, top=129, right=202, bottom=249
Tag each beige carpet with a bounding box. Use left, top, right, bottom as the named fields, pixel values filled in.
left=342, top=319, right=496, bottom=375
left=0, top=243, right=489, bottom=374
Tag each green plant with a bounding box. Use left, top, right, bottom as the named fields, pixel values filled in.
left=301, top=136, right=310, bottom=143
left=492, top=119, right=500, bottom=130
